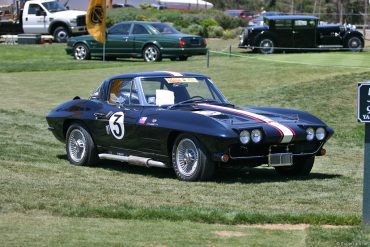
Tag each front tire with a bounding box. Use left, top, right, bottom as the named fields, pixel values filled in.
left=66, top=123, right=99, bottom=166
left=258, top=38, right=275, bottom=54
left=346, top=36, right=364, bottom=52
left=74, top=43, right=91, bottom=60
left=53, top=26, right=70, bottom=43
left=275, top=156, right=315, bottom=177
left=172, top=134, right=215, bottom=181
left=143, top=45, right=162, bottom=62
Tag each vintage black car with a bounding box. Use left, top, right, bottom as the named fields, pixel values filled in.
left=239, top=15, right=364, bottom=54
left=46, top=71, right=333, bottom=181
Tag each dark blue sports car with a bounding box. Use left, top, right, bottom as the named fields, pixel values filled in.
left=46, top=71, right=333, bottom=181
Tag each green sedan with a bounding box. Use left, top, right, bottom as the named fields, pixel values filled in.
left=66, top=21, right=208, bottom=62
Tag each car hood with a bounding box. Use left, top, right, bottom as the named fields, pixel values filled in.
left=247, top=25, right=269, bottom=31
left=69, top=34, right=92, bottom=41
left=317, top=24, right=341, bottom=32
left=188, top=103, right=333, bottom=143
left=50, top=10, right=86, bottom=18
left=192, top=104, right=306, bottom=126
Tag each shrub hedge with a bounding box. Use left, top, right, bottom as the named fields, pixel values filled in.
left=107, top=8, right=247, bottom=39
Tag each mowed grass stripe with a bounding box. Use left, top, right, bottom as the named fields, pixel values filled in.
left=0, top=213, right=368, bottom=246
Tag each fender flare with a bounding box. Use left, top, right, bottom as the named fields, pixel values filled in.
left=343, top=31, right=364, bottom=47
left=253, top=31, right=277, bottom=47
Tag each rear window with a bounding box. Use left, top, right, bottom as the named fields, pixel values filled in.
left=294, top=20, right=316, bottom=28
left=150, top=23, right=179, bottom=34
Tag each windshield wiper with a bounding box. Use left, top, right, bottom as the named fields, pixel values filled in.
left=167, top=97, right=218, bottom=110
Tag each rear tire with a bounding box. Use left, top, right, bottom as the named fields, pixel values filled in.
left=275, top=156, right=315, bottom=177
left=172, top=134, right=215, bottom=181
left=66, top=123, right=99, bottom=166
left=143, top=45, right=162, bottom=62
left=53, top=26, right=70, bottom=43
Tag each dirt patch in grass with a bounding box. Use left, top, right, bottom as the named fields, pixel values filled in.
left=215, top=231, right=249, bottom=238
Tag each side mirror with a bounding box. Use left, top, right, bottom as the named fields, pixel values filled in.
left=115, top=96, right=126, bottom=108
left=36, top=9, right=46, bottom=16
left=66, top=6, right=70, bottom=10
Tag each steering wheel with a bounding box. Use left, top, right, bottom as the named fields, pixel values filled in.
left=188, top=96, right=204, bottom=100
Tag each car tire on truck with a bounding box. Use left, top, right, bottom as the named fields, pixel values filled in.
left=53, top=26, right=70, bottom=43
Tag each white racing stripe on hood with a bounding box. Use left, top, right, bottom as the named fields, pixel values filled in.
left=198, top=104, right=295, bottom=143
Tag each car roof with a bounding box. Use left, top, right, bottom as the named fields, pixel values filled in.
left=107, top=71, right=208, bottom=81
left=225, top=9, right=246, bottom=12
left=113, top=21, right=163, bottom=25
left=265, top=15, right=319, bottom=20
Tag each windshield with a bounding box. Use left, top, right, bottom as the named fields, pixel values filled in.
left=149, top=23, right=180, bottom=34
left=42, top=1, right=66, bottom=13
left=140, top=77, right=226, bottom=106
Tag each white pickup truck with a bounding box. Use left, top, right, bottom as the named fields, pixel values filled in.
left=0, top=0, right=86, bottom=42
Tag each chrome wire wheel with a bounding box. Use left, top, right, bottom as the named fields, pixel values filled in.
left=68, top=129, right=87, bottom=163
left=144, top=46, right=159, bottom=62
left=259, top=39, right=274, bottom=54
left=176, top=138, right=199, bottom=177
left=74, top=45, right=88, bottom=60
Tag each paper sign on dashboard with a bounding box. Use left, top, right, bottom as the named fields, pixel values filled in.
left=156, top=90, right=175, bottom=106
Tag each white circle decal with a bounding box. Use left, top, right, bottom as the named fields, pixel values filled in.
left=109, top=112, right=125, bottom=139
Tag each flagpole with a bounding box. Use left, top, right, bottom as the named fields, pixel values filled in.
left=103, top=42, right=106, bottom=62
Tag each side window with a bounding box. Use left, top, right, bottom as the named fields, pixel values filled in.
left=109, top=24, right=131, bottom=35
left=275, top=20, right=292, bottom=28
left=28, top=4, right=41, bottom=15
left=108, top=79, right=139, bottom=105
left=294, top=20, right=315, bottom=28
left=132, top=24, right=149, bottom=35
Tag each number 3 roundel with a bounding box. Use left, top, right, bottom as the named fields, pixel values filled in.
left=109, top=112, right=125, bottom=139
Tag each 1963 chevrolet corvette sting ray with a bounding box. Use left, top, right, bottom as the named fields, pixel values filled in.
left=46, top=71, right=333, bottom=181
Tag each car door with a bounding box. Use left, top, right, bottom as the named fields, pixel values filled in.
left=92, top=78, right=143, bottom=151
left=105, top=23, right=134, bottom=55
left=273, top=19, right=293, bottom=48
left=130, top=23, right=152, bottom=52
left=293, top=19, right=316, bottom=48
left=23, top=3, right=49, bottom=34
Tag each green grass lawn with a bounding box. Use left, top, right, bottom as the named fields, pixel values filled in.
left=0, top=41, right=370, bottom=245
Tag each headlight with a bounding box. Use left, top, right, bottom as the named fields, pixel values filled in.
left=70, top=18, right=77, bottom=24
left=306, top=128, right=315, bottom=141
left=315, top=127, right=326, bottom=141
left=251, top=129, right=262, bottom=143
left=240, top=130, right=250, bottom=144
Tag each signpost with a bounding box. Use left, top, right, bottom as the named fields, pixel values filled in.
left=357, top=82, right=370, bottom=225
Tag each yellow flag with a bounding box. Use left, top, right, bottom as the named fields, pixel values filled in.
left=86, top=0, right=106, bottom=43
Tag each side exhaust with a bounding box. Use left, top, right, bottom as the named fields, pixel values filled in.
left=98, top=153, right=167, bottom=168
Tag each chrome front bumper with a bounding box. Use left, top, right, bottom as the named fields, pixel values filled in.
left=71, top=26, right=86, bottom=34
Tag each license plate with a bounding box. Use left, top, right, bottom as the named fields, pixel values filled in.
left=190, top=39, right=200, bottom=45
left=268, top=153, right=293, bottom=167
